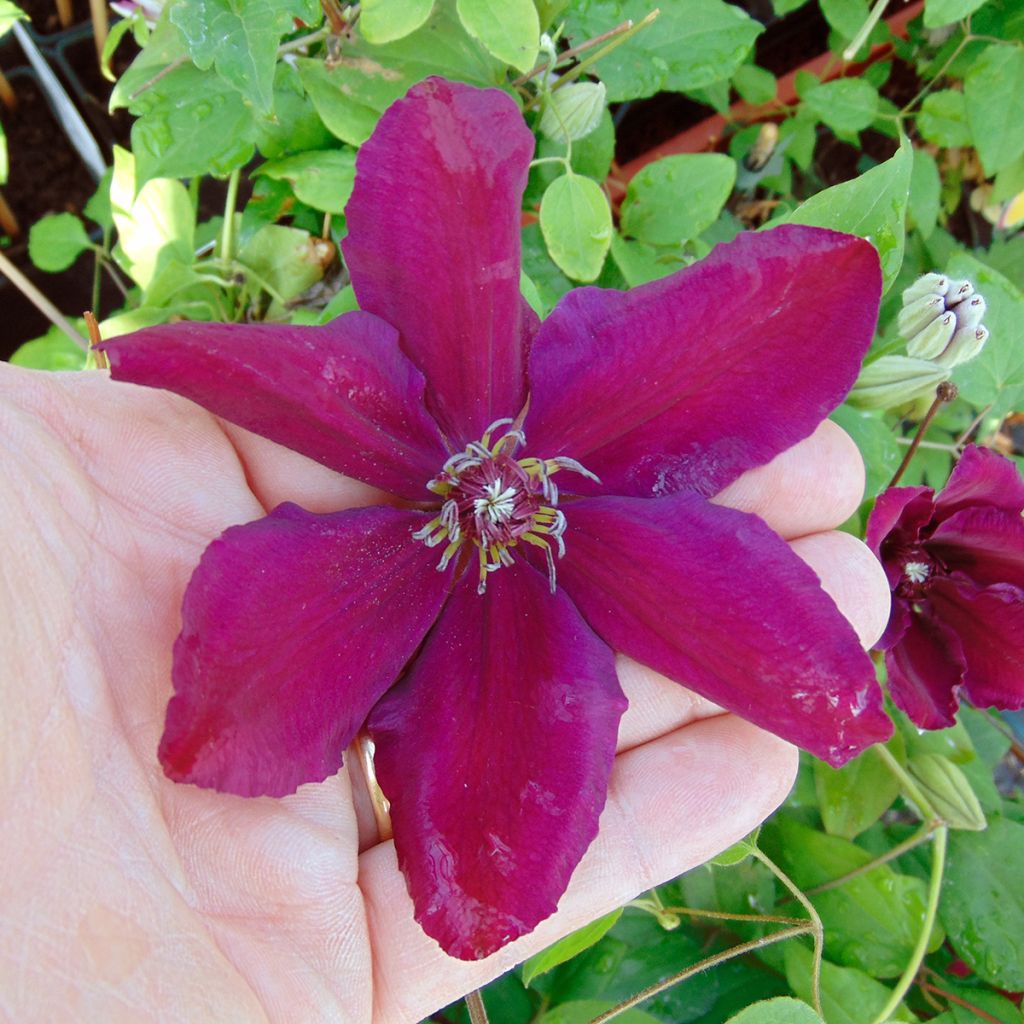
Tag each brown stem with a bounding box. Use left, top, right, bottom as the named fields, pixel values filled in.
left=887, top=381, right=959, bottom=488
left=89, top=0, right=109, bottom=64
left=0, top=68, right=17, bottom=110
left=955, top=403, right=992, bottom=448
left=659, top=905, right=810, bottom=927
left=56, top=0, right=73, bottom=28
left=589, top=926, right=813, bottom=1023
left=465, top=990, right=489, bottom=1024
left=129, top=56, right=188, bottom=100
left=511, top=18, right=635, bottom=85
left=0, top=189, right=21, bottom=238
left=920, top=981, right=1006, bottom=1024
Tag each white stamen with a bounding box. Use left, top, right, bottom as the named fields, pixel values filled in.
left=904, top=561, right=931, bottom=584
left=473, top=481, right=518, bottom=524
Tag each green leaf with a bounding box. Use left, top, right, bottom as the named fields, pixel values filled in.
left=539, top=171, right=612, bottom=282
left=538, top=1001, right=660, bottom=1024
left=128, top=63, right=258, bottom=183
left=908, top=148, right=941, bottom=239
left=942, top=817, right=1024, bottom=988
left=255, top=62, right=335, bottom=160
left=0, top=123, right=7, bottom=185
left=814, top=749, right=900, bottom=840
left=522, top=910, right=623, bottom=986
left=360, top=0, right=434, bottom=43
left=238, top=224, right=329, bottom=304
left=256, top=149, right=356, bottom=214
left=169, top=0, right=318, bottom=113
left=763, top=817, right=943, bottom=978
left=110, top=147, right=195, bottom=292
left=800, top=78, right=878, bottom=134
left=733, top=64, right=777, bottom=104
left=621, top=154, right=736, bottom=245
left=9, top=326, right=87, bottom=371
left=0, top=0, right=27, bottom=37
left=456, top=0, right=539, bottom=73
left=608, top=233, right=679, bottom=287
left=947, top=251, right=1024, bottom=417
left=710, top=828, right=761, bottom=867
left=784, top=946, right=918, bottom=1024
left=776, top=134, right=912, bottom=292
left=725, top=997, right=825, bottom=1024
left=925, top=0, right=991, bottom=28
left=820, top=0, right=870, bottom=39
left=918, top=89, right=973, bottom=148
left=28, top=213, right=94, bottom=272
left=298, top=5, right=501, bottom=147
left=964, top=44, right=1024, bottom=175
left=570, top=0, right=762, bottom=102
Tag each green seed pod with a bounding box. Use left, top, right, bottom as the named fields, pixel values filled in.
left=902, top=272, right=949, bottom=303
left=539, top=82, right=607, bottom=144
left=906, top=311, right=956, bottom=360
left=907, top=753, right=986, bottom=831
left=898, top=293, right=946, bottom=338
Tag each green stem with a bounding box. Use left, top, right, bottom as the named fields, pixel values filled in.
left=901, top=34, right=971, bottom=116
left=874, top=744, right=938, bottom=820
left=868, top=826, right=948, bottom=1024
left=804, top=821, right=939, bottom=896
left=753, top=848, right=824, bottom=1019
left=219, top=168, right=241, bottom=266
left=841, top=0, right=888, bottom=60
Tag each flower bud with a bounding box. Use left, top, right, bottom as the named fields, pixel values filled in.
left=905, top=311, right=956, bottom=360
left=897, top=272, right=990, bottom=371
left=935, top=325, right=989, bottom=369
left=898, top=293, right=946, bottom=338
left=848, top=355, right=948, bottom=411
left=540, top=82, right=607, bottom=144
left=907, top=753, right=986, bottom=831
left=902, top=272, right=949, bottom=303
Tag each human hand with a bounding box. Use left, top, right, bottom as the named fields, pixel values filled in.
left=0, top=362, right=889, bottom=1022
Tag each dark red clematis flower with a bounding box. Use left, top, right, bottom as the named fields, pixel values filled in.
left=99, top=78, right=892, bottom=960
left=868, top=444, right=1024, bottom=729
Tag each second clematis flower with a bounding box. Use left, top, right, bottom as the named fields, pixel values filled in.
left=868, top=444, right=1024, bottom=729
left=99, top=77, right=893, bottom=960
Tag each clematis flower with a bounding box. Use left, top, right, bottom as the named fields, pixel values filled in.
left=99, top=77, right=893, bottom=960
left=868, top=444, right=1024, bottom=729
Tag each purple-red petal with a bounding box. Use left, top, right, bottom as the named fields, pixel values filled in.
left=934, top=444, right=1024, bottom=519
left=928, top=506, right=1024, bottom=589
left=342, top=78, right=537, bottom=445
left=929, top=577, right=1024, bottom=714
left=524, top=226, right=881, bottom=498
left=100, top=314, right=447, bottom=500
left=368, top=562, right=626, bottom=960
left=161, top=503, right=451, bottom=797
left=866, top=485, right=933, bottom=560
left=554, top=492, right=892, bottom=766
left=884, top=605, right=965, bottom=730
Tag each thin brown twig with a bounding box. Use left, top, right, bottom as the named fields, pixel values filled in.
left=129, top=55, right=188, bottom=100
left=0, top=247, right=88, bottom=349
left=589, top=925, right=814, bottom=1023
left=0, top=68, right=17, bottom=110
left=888, top=382, right=959, bottom=488
left=465, top=989, right=489, bottom=1024
left=511, top=18, right=635, bottom=86
left=955, top=403, right=993, bottom=448
left=920, top=981, right=1006, bottom=1024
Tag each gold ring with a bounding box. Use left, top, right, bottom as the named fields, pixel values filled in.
left=355, top=733, right=393, bottom=843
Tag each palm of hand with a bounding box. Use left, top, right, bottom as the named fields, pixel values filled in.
left=0, top=365, right=886, bottom=1023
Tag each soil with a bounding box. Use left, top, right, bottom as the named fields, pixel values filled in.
left=17, top=0, right=93, bottom=37
left=0, top=74, right=96, bottom=225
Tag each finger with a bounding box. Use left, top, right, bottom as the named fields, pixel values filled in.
left=614, top=529, right=890, bottom=752
left=220, top=421, right=390, bottom=514
left=712, top=419, right=865, bottom=539
left=359, top=713, right=797, bottom=1023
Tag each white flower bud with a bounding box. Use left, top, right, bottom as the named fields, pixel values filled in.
left=902, top=272, right=949, bottom=304
left=944, top=278, right=975, bottom=306
left=906, top=311, right=956, bottom=360
left=935, top=325, right=989, bottom=368
left=898, top=293, right=945, bottom=338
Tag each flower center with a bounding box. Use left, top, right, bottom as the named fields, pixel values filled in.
left=413, top=418, right=597, bottom=594
left=903, top=560, right=931, bottom=585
